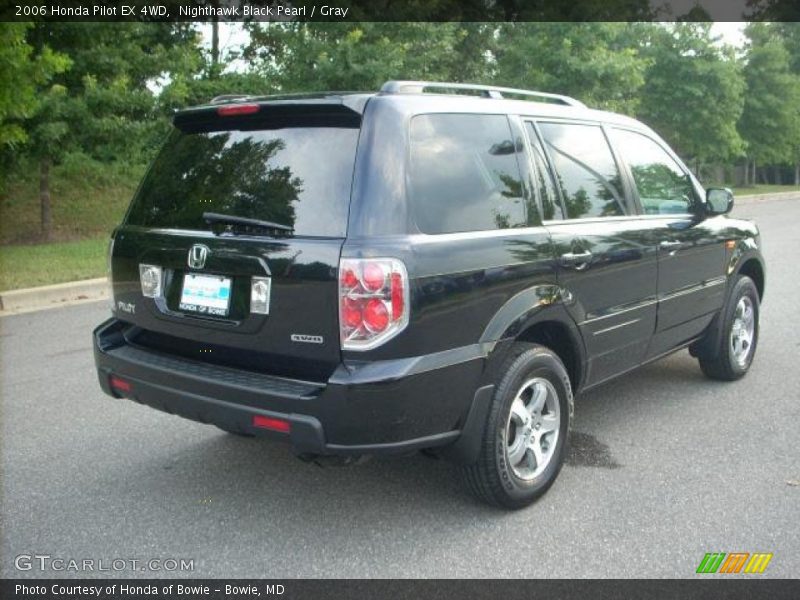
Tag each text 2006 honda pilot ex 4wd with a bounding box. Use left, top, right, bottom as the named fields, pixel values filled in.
left=94, top=81, right=765, bottom=508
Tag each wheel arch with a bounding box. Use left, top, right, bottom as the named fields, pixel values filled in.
left=515, top=318, right=584, bottom=394
left=691, top=252, right=764, bottom=360
left=737, top=257, right=764, bottom=301
left=479, top=286, right=587, bottom=393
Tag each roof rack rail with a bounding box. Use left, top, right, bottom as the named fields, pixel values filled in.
left=380, top=80, right=586, bottom=108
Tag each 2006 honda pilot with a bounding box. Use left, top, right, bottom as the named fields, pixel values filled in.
left=94, top=81, right=765, bottom=508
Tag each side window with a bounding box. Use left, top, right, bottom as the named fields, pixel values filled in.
left=538, top=122, right=627, bottom=219
left=525, top=122, right=562, bottom=221
left=611, top=128, right=696, bottom=215
left=409, top=114, right=526, bottom=234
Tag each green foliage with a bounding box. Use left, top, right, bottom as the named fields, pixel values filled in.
left=494, top=23, right=648, bottom=114
left=244, top=22, right=492, bottom=92
left=22, top=23, right=201, bottom=165
left=738, top=23, right=800, bottom=166
left=637, top=23, right=745, bottom=166
left=0, top=23, right=70, bottom=149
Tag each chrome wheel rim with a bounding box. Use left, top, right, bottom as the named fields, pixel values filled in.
left=730, top=296, right=755, bottom=368
left=505, top=377, right=560, bottom=480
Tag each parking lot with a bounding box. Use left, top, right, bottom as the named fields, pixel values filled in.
left=1, top=198, right=798, bottom=578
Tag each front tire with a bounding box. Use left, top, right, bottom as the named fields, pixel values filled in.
left=697, top=275, right=760, bottom=381
left=460, top=343, right=572, bottom=509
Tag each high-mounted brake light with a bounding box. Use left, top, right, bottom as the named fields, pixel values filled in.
left=339, top=258, right=409, bottom=351
left=217, top=103, right=260, bottom=117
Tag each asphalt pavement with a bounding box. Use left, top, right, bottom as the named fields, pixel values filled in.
left=1, top=199, right=798, bottom=578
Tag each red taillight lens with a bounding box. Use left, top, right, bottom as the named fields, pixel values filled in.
left=339, top=258, right=409, bottom=350
left=217, top=103, right=259, bottom=117
left=252, top=415, right=291, bottom=433
left=363, top=299, right=389, bottom=333
left=341, top=268, right=359, bottom=289
left=390, top=272, right=404, bottom=320
left=110, top=376, right=131, bottom=393
left=362, top=262, right=386, bottom=292
left=342, top=297, right=363, bottom=328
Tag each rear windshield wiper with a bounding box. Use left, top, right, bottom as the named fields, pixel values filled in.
left=203, top=212, right=294, bottom=234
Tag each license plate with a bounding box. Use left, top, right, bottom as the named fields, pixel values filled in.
left=179, top=273, right=232, bottom=317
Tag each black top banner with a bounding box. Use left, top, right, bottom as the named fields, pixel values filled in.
left=2, top=0, right=800, bottom=22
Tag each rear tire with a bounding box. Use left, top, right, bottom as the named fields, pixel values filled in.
left=697, top=275, right=759, bottom=381
left=460, top=343, right=572, bottom=509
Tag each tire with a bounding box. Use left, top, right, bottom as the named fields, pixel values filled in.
left=697, top=275, right=760, bottom=381
left=460, top=343, right=573, bottom=509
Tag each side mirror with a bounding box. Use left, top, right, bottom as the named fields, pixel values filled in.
left=705, top=187, right=734, bottom=216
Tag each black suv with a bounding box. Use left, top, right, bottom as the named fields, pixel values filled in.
left=94, top=81, right=765, bottom=508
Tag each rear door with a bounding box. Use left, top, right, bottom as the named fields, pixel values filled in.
left=109, top=101, right=362, bottom=380
left=529, top=120, right=659, bottom=386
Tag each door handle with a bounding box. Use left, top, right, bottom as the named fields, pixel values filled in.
left=560, top=251, right=593, bottom=269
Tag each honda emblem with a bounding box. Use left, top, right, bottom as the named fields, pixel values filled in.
left=188, top=244, right=210, bottom=269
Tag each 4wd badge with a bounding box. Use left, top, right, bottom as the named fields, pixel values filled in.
left=291, top=334, right=324, bottom=344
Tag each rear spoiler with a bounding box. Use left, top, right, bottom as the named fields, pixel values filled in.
left=173, top=96, right=368, bottom=132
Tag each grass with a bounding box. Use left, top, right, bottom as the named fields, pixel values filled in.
left=731, top=184, right=800, bottom=196
left=0, top=157, right=143, bottom=245
left=0, top=157, right=142, bottom=291
left=0, top=238, right=109, bottom=291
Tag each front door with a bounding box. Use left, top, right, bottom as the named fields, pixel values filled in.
left=608, top=127, right=727, bottom=358
left=530, top=120, right=658, bottom=387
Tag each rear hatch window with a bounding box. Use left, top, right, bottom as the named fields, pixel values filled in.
left=126, top=121, right=360, bottom=237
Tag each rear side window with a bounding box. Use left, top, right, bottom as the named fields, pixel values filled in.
left=126, top=126, right=359, bottom=237
left=538, top=122, right=627, bottom=219
left=610, top=128, right=697, bottom=215
left=408, top=114, right=526, bottom=234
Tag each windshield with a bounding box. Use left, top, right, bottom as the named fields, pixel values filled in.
left=126, top=125, right=360, bottom=237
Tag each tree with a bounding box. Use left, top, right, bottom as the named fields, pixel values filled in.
left=0, top=23, right=69, bottom=196
left=244, top=22, right=493, bottom=93
left=0, top=23, right=69, bottom=150
left=493, top=23, right=649, bottom=114
left=21, top=23, right=200, bottom=240
left=774, top=23, right=800, bottom=184
left=637, top=23, right=745, bottom=176
left=738, top=23, right=800, bottom=184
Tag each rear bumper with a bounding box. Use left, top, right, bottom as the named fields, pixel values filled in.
left=93, top=318, right=491, bottom=458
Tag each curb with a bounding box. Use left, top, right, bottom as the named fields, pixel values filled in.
left=0, top=277, right=107, bottom=314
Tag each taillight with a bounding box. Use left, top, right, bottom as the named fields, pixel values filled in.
left=339, top=258, right=409, bottom=350
left=252, top=415, right=291, bottom=433
left=110, top=376, right=131, bottom=393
